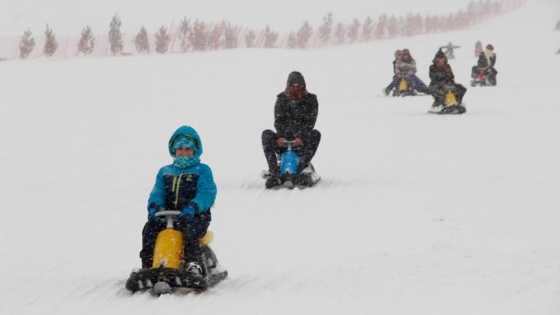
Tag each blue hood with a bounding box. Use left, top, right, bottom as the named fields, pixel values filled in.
left=168, top=126, right=203, bottom=158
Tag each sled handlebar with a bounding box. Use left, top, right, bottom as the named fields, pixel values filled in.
left=155, top=210, right=181, bottom=228
left=283, top=140, right=297, bottom=150
left=155, top=210, right=181, bottom=217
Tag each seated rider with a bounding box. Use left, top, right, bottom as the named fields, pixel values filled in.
left=384, top=49, right=402, bottom=95
left=471, top=44, right=498, bottom=85
left=261, top=71, right=321, bottom=181
left=140, top=125, right=217, bottom=276
left=429, top=49, right=467, bottom=108
left=391, top=49, right=430, bottom=94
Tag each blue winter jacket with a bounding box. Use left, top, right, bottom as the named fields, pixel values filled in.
left=147, top=126, right=217, bottom=214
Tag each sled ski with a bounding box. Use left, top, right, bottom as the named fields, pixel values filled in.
left=262, top=140, right=320, bottom=189
left=261, top=163, right=321, bottom=189
left=428, top=104, right=467, bottom=115
left=125, top=211, right=227, bottom=296
left=125, top=245, right=228, bottom=295
left=428, top=89, right=466, bottom=115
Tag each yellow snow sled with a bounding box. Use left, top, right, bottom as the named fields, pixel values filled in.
left=126, top=211, right=227, bottom=294
left=152, top=225, right=214, bottom=269
left=391, top=78, right=417, bottom=97
left=398, top=78, right=408, bottom=91
left=429, top=88, right=466, bottom=114
left=444, top=89, right=458, bottom=106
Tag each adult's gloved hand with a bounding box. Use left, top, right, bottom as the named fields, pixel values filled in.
left=276, top=137, right=286, bottom=147
left=148, top=206, right=160, bottom=223
left=178, top=205, right=195, bottom=220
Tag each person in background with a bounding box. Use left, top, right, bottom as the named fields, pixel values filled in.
left=429, top=49, right=467, bottom=108
left=474, top=40, right=483, bottom=57
left=391, top=48, right=430, bottom=94
left=261, top=71, right=321, bottom=187
left=471, top=44, right=498, bottom=86
left=440, top=42, right=461, bottom=59
left=384, top=49, right=402, bottom=95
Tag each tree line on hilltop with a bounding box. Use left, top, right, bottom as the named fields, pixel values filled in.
left=14, top=0, right=521, bottom=60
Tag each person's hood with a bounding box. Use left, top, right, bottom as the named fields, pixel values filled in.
left=286, top=71, right=306, bottom=87
left=432, top=48, right=447, bottom=64
left=168, top=125, right=203, bottom=158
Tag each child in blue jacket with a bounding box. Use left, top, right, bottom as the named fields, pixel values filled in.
left=139, top=125, right=217, bottom=275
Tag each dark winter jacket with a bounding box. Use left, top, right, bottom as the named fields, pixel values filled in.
left=476, top=51, right=496, bottom=69
left=147, top=126, right=217, bottom=214
left=429, top=63, right=456, bottom=92
left=274, top=92, right=319, bottom=140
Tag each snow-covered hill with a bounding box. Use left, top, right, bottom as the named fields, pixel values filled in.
left=1, top=1, right=559, bottom=314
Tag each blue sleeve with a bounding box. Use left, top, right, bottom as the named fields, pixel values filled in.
left=147, top=168, right=166, bottom=210
left=190, top=164, right=217, bottom=213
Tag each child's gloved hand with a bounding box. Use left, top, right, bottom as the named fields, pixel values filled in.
left=178, top=205, right=195, bottom=220
left=148, top=206, right=160, bottom=223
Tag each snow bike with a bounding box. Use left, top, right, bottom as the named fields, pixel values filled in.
left=471, top=69, right=489, bottom=87
left=261, top=140, right=320, bottom=189
left=125, top=211, right=227, bottom=295
left=391, top=78, right=417, bottom=97
left=470, top=67, right=496, bottom=87
left=428, top=87, right=467, bottom=115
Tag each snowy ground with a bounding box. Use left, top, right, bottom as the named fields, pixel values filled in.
left=1, top=1, right=560, bottom=314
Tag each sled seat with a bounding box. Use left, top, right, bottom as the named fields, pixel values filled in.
left=199, top=231, right=213, bottom=245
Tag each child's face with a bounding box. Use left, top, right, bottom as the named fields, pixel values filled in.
left=175, top=147, right=195, bottom=157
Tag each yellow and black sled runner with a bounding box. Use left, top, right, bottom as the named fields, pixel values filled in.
left=125, top=211, right=227, bottom=295
left=428, top=87, right=467, bottom=115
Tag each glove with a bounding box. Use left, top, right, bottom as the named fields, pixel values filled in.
left=148, top=206, right=160, bottom=223
left=178, top=205, right=195, bottom=220
left=276, top=137, right=286, bottom=147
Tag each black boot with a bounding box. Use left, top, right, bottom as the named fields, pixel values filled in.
left=268, top=163, right=280, bottom=175
left=297, top=161, right=310, bottom=174
left=265, top=176, right=282, bottom=189
left=141, top=260, right=152, bottom=269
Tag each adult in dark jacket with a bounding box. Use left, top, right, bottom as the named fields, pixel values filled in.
left=429, top=49, right=467, bottom=107
left=262, top=71, right=321, bottom=177
left=140, top=125, right=217, bottom=275
left=471, top=44, right=498, bottom=85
